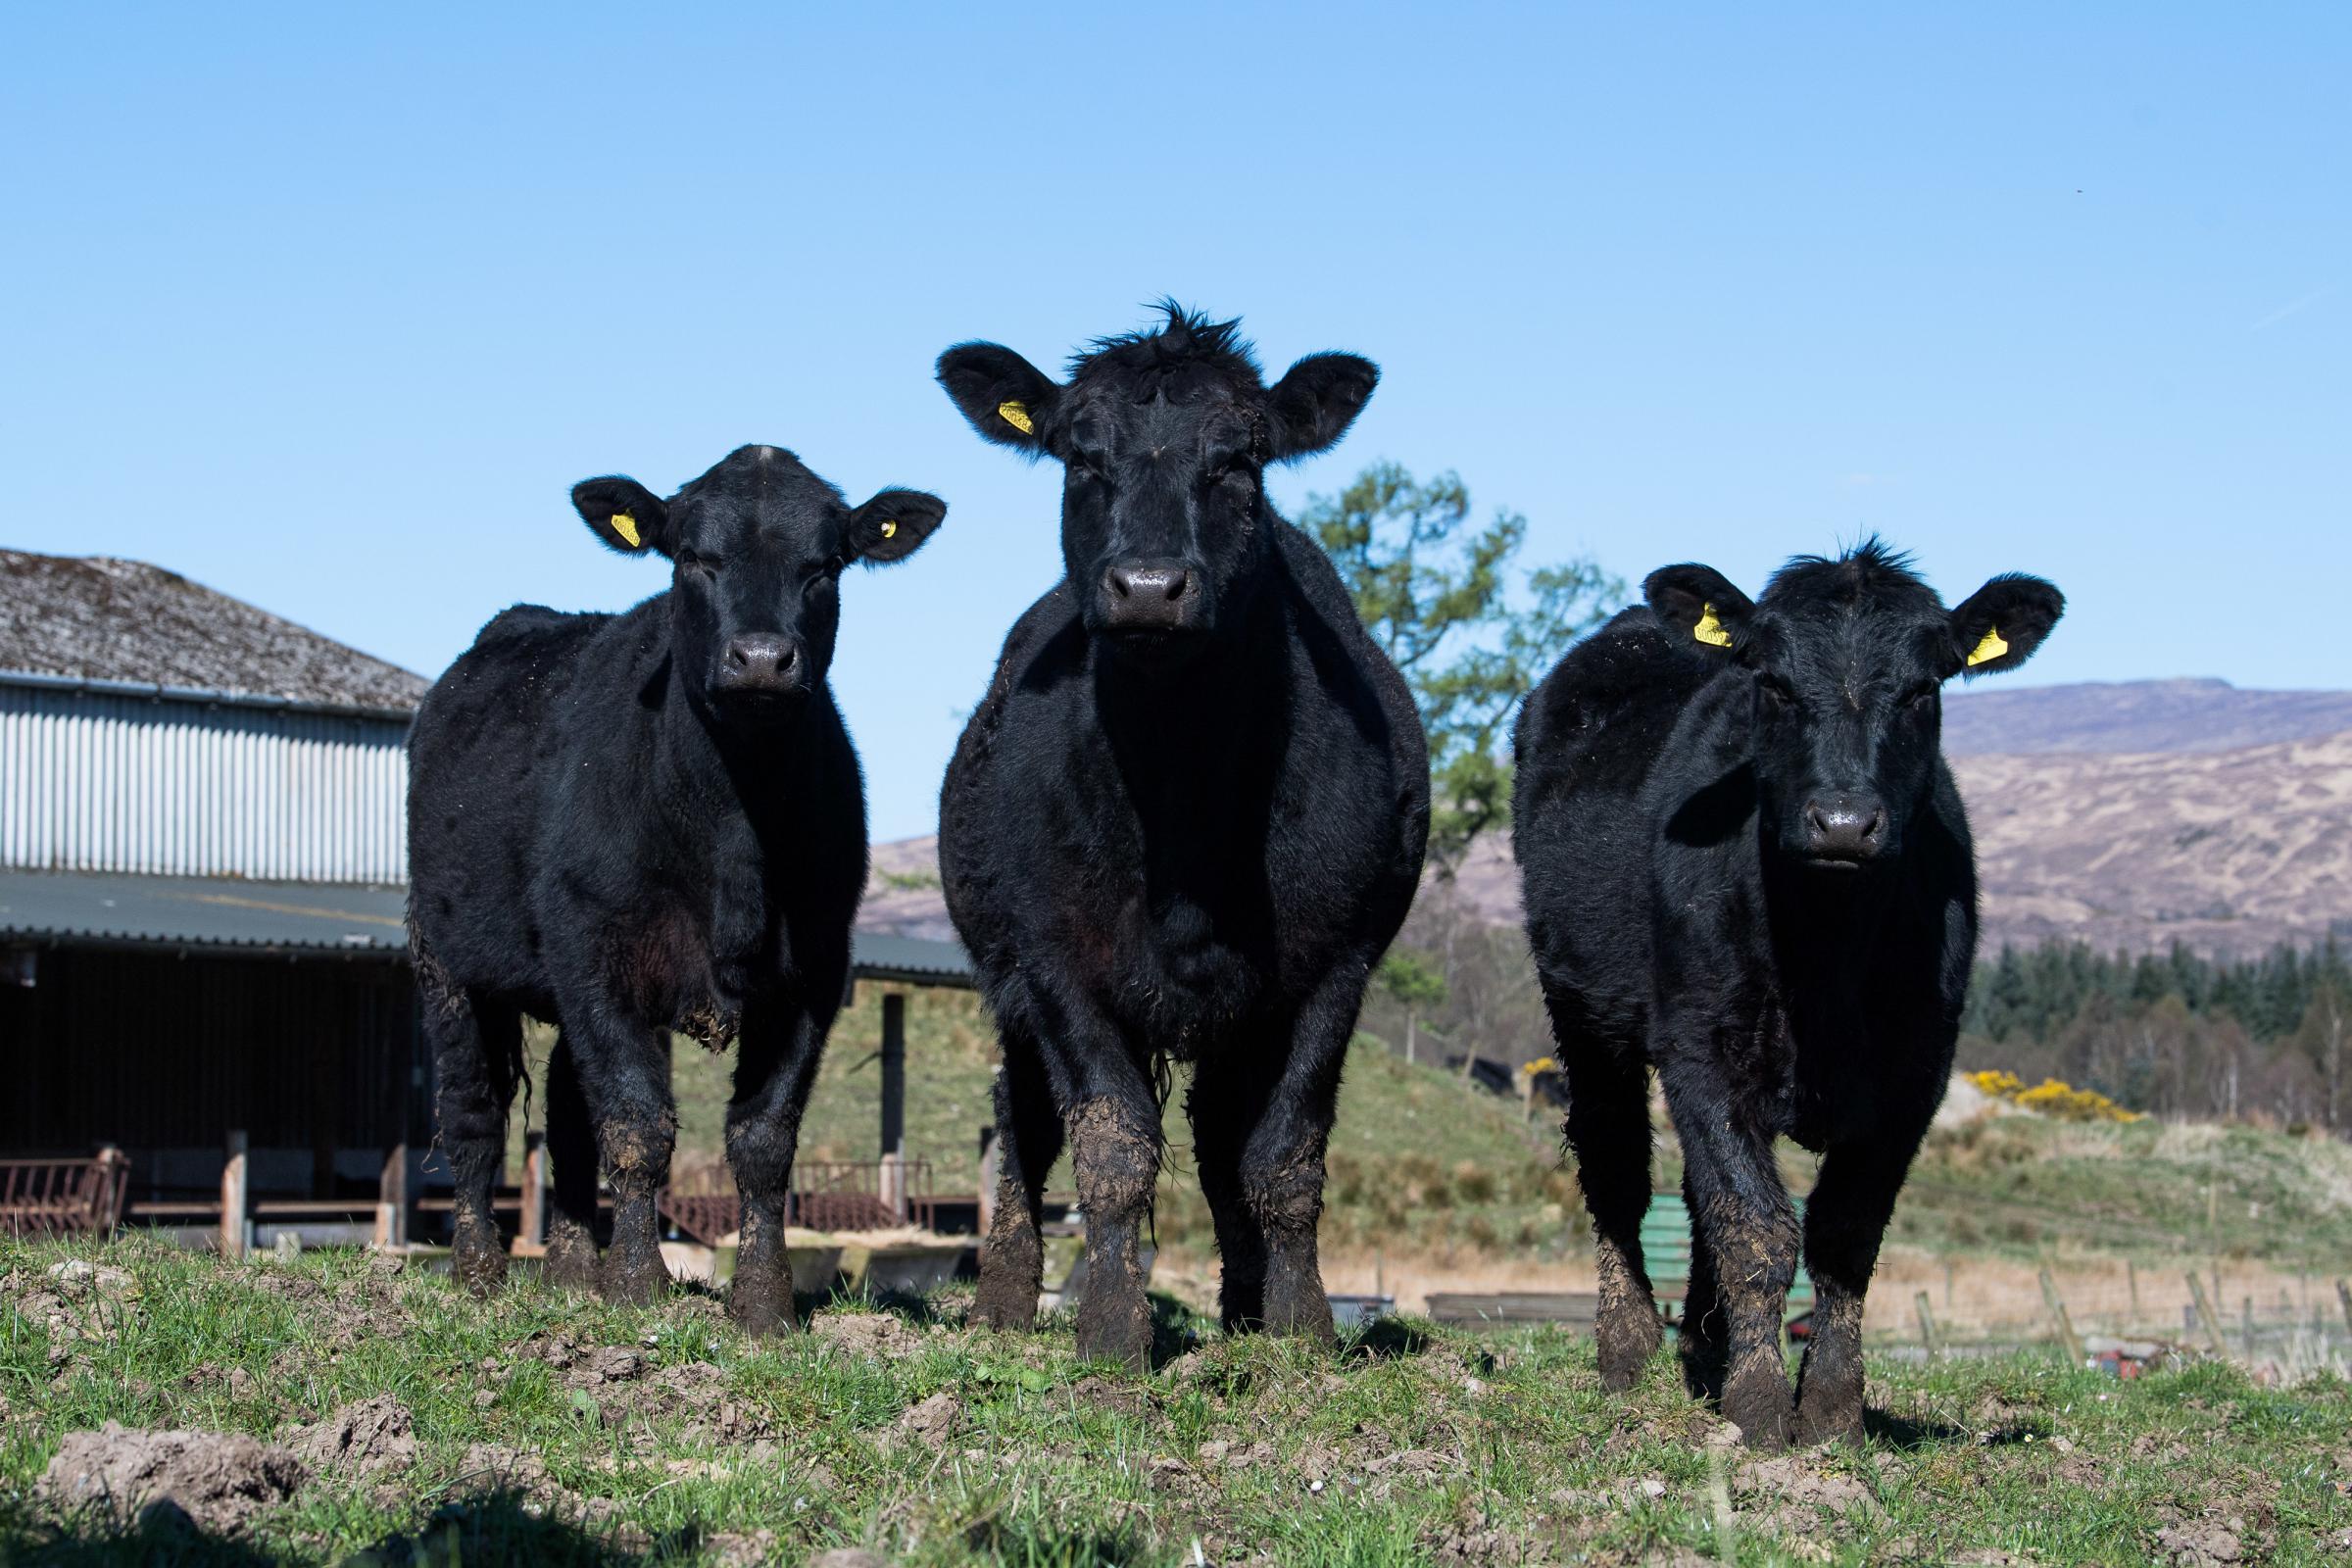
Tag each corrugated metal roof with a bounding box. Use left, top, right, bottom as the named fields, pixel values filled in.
left=0, top=870, right=974, bottom=985
left=0, top=549, right=428, bottom=711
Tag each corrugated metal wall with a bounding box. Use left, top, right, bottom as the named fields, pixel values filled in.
left=0, top=683, right=412, bottom=884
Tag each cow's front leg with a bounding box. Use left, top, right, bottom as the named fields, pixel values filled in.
left=558, top=1008, right=677, bottom=1306
left=1791, top=1138, right=1913, bottom=1446
left=1662, top=1055, right=1799, bottom=1447
left=724, top=994, right=830, bottom=1336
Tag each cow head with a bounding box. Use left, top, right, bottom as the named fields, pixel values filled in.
left=937, top=304, right=1376, bottom=666
left=572, top=445, right=945, bottom=725
left=1645, top=539, right=2063, bottom=869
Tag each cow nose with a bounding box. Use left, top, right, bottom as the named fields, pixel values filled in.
left=1100, top=560, right=1192, bottom=630
left=1803, top=797, right=1886, bottom=860
left=718, top=634, right=798, bottom=690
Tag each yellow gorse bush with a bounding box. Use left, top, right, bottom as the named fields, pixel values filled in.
left=1965, top=1067, right=2142, bottom=1123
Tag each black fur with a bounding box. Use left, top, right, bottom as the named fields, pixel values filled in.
left=406, top=445, right=945, bottom=1333
left=1513, top=538, right=2061, bottom=1445
left=935, top=306, right=1430, bottom=1366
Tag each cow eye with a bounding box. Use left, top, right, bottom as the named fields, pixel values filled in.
left=677, top=549, right=716, bottom=574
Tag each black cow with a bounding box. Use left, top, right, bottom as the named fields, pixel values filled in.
left=934, top=306, right=1430, bottom=1367
left=406, top=445, right=944, bottom=1333
left=1512, top=540, right=2061, bottom=1445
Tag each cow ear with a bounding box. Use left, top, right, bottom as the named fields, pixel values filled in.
left=1645, top=564, right=1754, bottom=660
left=1945, top=573, right=2064, bottom=678
left=848, top=489, right=947, bottom=564
left=937, top=342, right=1060, bottom=456
left=1265, top=352, right=1379, bottom=462
left=572, top=476, right=669, bottom=557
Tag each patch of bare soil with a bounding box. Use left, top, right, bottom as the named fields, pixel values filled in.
left=809, top=1311, right=923, bottom=1360
left=40, top=1421, right=304, bottom=1535
left=888, top=1392, right=961, bottom=1452
left=288, top=1395, right=417, bottom=1478
left=1733, top=1449, right=1884, bottom=1537
left=4, top=1261, right=142, bottom=1377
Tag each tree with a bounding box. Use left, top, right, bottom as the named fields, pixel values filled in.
left=1301, top=462, right=1622, bottom=875
left=1376, top=948, right=1449, bottom=1065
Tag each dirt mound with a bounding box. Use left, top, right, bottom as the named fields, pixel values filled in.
left=289, top=1395, right=417, bottom=1477
left=41, top=1421, right=304, bottom=1535
left=809, top=1311, right=922, bottom=1360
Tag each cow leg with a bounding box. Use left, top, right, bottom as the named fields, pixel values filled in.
left=1192, top=987, right=1353, bottom=1342
left=423, top=979, right=519, bottom=1298
left=1554, top=1012, right=1661, bottom=1390
left=1664, top=1076, right=1799, bottom=1447
left=975, top=1017, right=1065, bottom=1333
left=1791, top=1140, right=1909, bottom=1446
left=1677, top=1166, right=1729, bottom=1399
left=724, top=997, right=828, bottom=1337
left=559, top=1013, right=677, bottom=1305
left=541, top=1034, right=600, bottom=1293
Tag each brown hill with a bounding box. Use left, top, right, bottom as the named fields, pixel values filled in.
left=864, top=728, right=2352, bottom=960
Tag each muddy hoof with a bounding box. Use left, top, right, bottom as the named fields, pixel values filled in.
left=1791, top=1393, right=1867, bottom=1447
left=451, top=1224, right=508, bottom=1297
left=1075, top=1296, right=1152, bottom=1371
left=1596, top=1307, right=1664, bottom=1391
left=1722, top=1365, right=1795, bottom=1448
left=599, top=1251, right=670, bottom=1306
left=1264, top=1291, right=1337, bottom=1345
left=972, top=1261, right=1040, bottom=1333
left=728, top=1261, right=799, bottom=1337
left=543, top=1231, right=598, bottom=1294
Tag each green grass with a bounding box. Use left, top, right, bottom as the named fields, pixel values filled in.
left=5, top=1238, right=2349, bottom=1565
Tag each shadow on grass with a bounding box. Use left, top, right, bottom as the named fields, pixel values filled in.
left=1864, top=1406, right=1997, bottom=1449
left=1345, top=1315, right=1434, bottom=1361
left=966, top=1515, right=1152, bottom=1567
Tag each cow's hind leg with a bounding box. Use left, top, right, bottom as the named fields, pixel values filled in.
left=1677, top=1166, right=1729, bottom=1399
left=975, top=1013, right=1064, bottom=1333
left=541, top=1034, right=600, bottom=1292
left=1553, top=1002, right=1661, bottom=1390
left=1791, top=1140, right=1911, bottom=1446
left=725, top=996, right=829, bottom=1336
left=423, top=978, right=521, bottom=1297
left=1193, top=981, right=1356, bottom=1343
left=559, top=1011, right=677, bottom=1305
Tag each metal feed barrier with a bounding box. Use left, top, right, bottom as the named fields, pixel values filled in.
left=658, top=1157, right=938, bottom=1244
left=0, top=1150, right=131, bottom=1239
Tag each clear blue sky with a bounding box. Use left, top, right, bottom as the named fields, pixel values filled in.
left=7, top=6, right=2346, bottom=840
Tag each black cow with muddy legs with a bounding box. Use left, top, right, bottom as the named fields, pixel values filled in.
left=1512, top=539, right=2061, bottom=1446
left=406, top=445, right=945, bottom=1333
left=934, top=306, right=1429, bottom=1369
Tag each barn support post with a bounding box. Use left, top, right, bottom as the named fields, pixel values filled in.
left=220, top=1130, right=249, bottom=1261
left=879, top=992, right=906, bottom=1158
left=518, top=1132, right=546, bottom=1250
left=976, top=1126, right=999, bottom=1240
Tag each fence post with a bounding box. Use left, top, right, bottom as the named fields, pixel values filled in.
left=2185, top=1271, right=2229, bottom=1358
left=2337, top=1278, right=2351, bottom=1336
left=373, top=1143, right=408, bottom=1250
left=2039, top=1268, right=2084, bottom=1367
left=1915, top=1291, right=1941, bottom=1362
left=879, top=1152, right=906, bottom=1227
left=220, top=1130, right=249, bottom=1262
left=2242, top=1295, right=2257, bottom=1361
left=2127, top=1259, right=2140, bottom=1320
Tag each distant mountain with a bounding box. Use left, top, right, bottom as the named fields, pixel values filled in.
left=858, top=680, right=2352, bottom=960
left=1941, top=678, right=2352, bottom=757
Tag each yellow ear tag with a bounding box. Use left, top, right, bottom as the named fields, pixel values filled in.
left=611, top=512, right=641, bottom=548
left=1692, top=603, right=1734, bottom=648
left=1965, top=626, right=2008, bottom=667
left=997, top=399, right=1035, bottom=435
left=879, top=518, right=898, bottom=539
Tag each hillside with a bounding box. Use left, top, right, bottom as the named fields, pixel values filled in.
left=1941, top=676, right=2352, bottom=757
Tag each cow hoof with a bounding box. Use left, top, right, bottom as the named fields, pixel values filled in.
left=1596, top=1307, right=1664, bottom=1391
left=452, top=1248, right=508, bottom=1298
left=543, top=1232, right=599, bottom=1294
left=1723, top=1367, right=1795, bottom=1449
left=1075, top=1295, right=1152, bottom=1371
left=728, top=1260, right=799, bottom=1337
left=1792, top=1395, right=1867, bottom=1447
left=600, top=1252, right=670, bottom=1306
left=972, top=1267, right=1041, bottom=1333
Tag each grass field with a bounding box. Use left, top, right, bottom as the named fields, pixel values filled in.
left=7, top=1237, right=2351, bottom=1566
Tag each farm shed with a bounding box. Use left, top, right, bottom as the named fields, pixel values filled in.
left=0, top=549, right=972, bottom=1249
